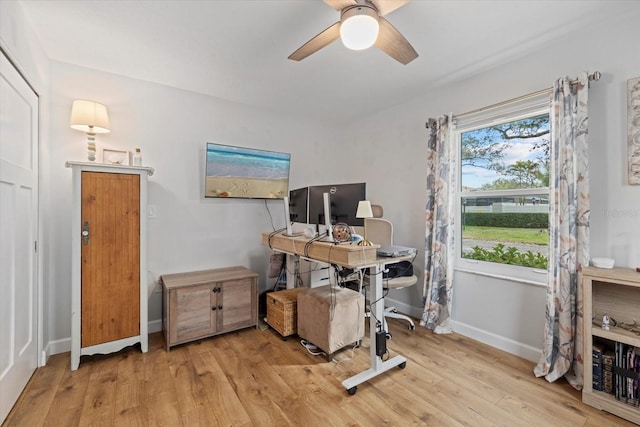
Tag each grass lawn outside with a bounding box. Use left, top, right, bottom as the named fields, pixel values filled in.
left=462, top=225, right=548, bottom=246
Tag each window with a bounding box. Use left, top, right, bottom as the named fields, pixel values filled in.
left=455, top=96, right=550, bottom=283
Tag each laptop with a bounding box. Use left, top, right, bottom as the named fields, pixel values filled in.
left=376, top=245, right=417, bottom=257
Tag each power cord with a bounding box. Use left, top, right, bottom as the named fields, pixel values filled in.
left=367, top=286, right=389, bottom=327
left=293, top=258, right=303, bottom=287
left=264, top=199, right=276, bottom=231
left=267, top=227, right=287, bottom=249
left=303, top=233, right=325, bottom=257
left=300, top=339, right=326, bottom=357
left=331, top=340, right=360, bottom=364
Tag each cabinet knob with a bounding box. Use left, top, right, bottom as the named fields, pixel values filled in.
left=218, top=305, right=223, bottom=310
left=211, top=306, right=217, bottom=311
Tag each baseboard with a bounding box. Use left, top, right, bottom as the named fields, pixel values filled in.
left=44, top=320, right=163, bottom=359
left=148, top=319, right=162, bottom=334
left=40, top=348, right=48, bottom=367
left=379, top=300, right=542, bottom=363
left=383, top=296, right=423, bottom=319
left=451, top=320, right=542, bottom=363
left=46, top=337, right=71, bottom=358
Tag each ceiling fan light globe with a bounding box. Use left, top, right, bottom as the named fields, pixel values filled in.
left=340, top=9, right=379, bottom=51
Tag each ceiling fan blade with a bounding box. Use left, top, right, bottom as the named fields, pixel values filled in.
left=288, top=22, right=341, bottom=61
left=323, top=0, right=357, bottom=11
left=369, top=0, right=410, bottom=16
left=374, top=17, right=418, bottom=64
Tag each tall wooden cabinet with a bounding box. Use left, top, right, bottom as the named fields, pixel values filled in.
left=582, top=266, right=640, bottom=424
left=67, top=162, right=154, bottom=370
left=160, top=267, right=258, bottom=350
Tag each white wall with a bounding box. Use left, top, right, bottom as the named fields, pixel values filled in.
left=342, top=9, right=640, bottom=361
left=5, top=1, right=639, bottom=362
left=44, top=62, right=345, bottom=352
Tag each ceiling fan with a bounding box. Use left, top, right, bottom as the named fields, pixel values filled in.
left=288, top=0, right=418, bottom=65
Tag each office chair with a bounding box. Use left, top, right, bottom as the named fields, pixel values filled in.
left=371, top=204, right=383, bottom=219
left=362, top=217, right=417, bottom=331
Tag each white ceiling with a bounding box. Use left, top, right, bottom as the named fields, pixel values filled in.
left=19, top=0, right=636, bottom=123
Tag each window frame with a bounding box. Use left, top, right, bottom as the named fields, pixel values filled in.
left=453, top=100, right=551, bottom=286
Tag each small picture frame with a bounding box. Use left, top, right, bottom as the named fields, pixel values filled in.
left=102, top=147, right=129, bottom=166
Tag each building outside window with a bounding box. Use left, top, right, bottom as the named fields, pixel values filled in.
left=455, top=97, right=550, bottom=284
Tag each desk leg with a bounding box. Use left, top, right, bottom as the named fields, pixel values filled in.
left=342, top=264, right=407, bottom=395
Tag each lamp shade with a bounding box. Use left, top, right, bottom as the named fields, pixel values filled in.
left=356, top=200, right=374, bottom=218
left=340, top=6, right=379, bottom=51
left=70, top=100, right=110, bottom=134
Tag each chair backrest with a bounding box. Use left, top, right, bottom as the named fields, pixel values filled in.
left=363, top=217, right=417, bottom=290
left=364, top=217, right=393, bottom=246
left=371, top=204, right=384, bottom=218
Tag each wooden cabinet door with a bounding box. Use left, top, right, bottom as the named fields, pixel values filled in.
left=170, top=284, right=216, bottom=343
left=219, top=278, right=256, bottom=331
left=81, top=172, right=140, bottom=347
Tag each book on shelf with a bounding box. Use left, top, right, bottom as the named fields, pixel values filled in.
left=592, top=342, right=604, bottom=391
left=603, top=351, right=614, bottom=394
left=613, top=342, right=639, bottom=407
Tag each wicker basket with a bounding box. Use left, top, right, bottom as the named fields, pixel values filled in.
left=266, top=288, right=305, bottom=337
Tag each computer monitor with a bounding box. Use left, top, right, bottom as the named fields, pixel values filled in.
left=308, top=183, right=366, bottom=227
left=288, top=187, right=308, bottom=223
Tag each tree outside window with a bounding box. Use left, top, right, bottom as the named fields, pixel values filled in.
left=459, top=113, right=550, bottom=269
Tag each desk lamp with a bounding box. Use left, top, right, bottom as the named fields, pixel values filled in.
left=356, top=200, right=374, bottom=241
left=70, top=100, right=110, bottom=162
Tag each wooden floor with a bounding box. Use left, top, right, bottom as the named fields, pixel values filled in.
left=3, top=318, right=635, bottom=427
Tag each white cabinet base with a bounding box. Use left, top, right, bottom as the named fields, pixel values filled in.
left=71, top=335, right=148, bottom=371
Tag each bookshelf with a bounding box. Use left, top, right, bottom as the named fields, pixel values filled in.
left=582, top=266, right=640, bottom=424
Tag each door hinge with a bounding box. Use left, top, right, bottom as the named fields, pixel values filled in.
left=34, top=240, right=38, bottom=253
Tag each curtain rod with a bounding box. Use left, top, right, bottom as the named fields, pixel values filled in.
left=450, top=71, right=601, bottom=122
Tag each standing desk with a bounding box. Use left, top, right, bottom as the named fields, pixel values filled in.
left=262, top=232, right=410, bottom=395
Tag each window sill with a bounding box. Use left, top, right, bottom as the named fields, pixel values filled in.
left=454, top=266, right=547, bottom=287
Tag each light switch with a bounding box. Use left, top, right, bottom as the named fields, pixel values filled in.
left=148, top=204, right=157, bottom=219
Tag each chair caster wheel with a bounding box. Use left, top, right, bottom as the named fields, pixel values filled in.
left=409, top=324, right=415, bottom=330
left=347, top=386, right=357, bottom=396
left=386, top=333, right=392, bottom=340
left=399, top=362, right=407, bottom=369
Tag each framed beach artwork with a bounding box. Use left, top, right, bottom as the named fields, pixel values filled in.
left=204, top=142, right=290, bottom=199
left=629, top=76, right=640, bottom=185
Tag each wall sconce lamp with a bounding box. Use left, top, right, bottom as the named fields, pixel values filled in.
left=69, top=99, right=110, bottom=162
left=356, top=200, right=374, bottom=240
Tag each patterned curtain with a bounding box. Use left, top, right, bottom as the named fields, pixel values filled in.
left=534, top=72, right=590, bottom=389
left=421, top=116, right=456, bottom=334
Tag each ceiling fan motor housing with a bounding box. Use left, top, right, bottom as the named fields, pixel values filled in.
left=340, top=4, right=379, bottom=21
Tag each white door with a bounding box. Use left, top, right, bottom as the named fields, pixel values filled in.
left=0, top=50, right=39, bottom=422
